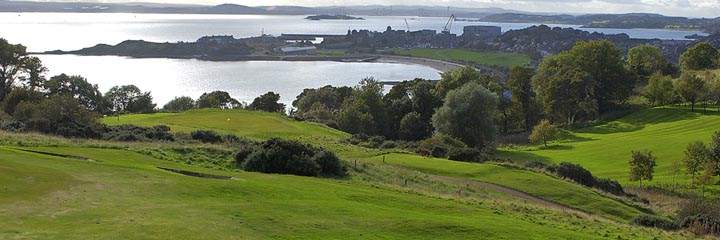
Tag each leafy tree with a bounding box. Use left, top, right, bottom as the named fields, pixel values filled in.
left=12, top=95, right=103, bottom=138
left=674, top=73, right=708, bottom=112
left=336, top=98, right=375, bottom=135
left=127, top=92, right=156, bottom=114
left=293, top=85, right=352, bottom=115
left=508, top=66, right=537, bottom=130
left=708, top=131, right=720, bottom=176
left=163, top=96, right=195, bottom=112
left=303, top=102, right=334, bottom=122
left=104, top=85, right=155, bottom=114
left=435, top=66, right=481, bottom=98
left=698, top=161, right=717, bottom=196
left=196, top=91, right=241, bottom=109
left=0, top=39, right=32, bottom=101
left=432, top=82, right=498, bottom=148
left=45, top=74, right=104, bottom=112
left=0, top=87, right=44, bottom=115
left=534, top=54, right=598, bottom=124
left=567, top=40, right=634, bottom=113
left=399, top=112, right=430, bottom=141
left=19, top=56, right=47, bottom=91
left=684, top=141, right=709, bottom=187
left=680, top=42, right=720, bottom=70
left=529, top=119, right=559, bottom=147
left=383, top=79, right=441, bottom=139
left=629, top=150, right=657, bottom=188
left=627, top=45, right=667, bottom=78
left=249, top=91, right=286, bottom=113
left=642, top=73, right=676, bottom=107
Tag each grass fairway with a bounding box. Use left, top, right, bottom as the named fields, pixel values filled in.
left=365, top=153, right=645, bottom=222
left=499, top=107, right=720, bottom=190
left=103, top=109, right=654, bottom=222
left=102, top=109, right=349, bottom=141
left=391, top=49, right=530, bottom=68
left=0, top=146, right=683, bottom=239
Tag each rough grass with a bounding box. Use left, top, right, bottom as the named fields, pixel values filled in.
left=391, top=49, right=531, bottom=68
left=498, top=107, right=720, bottom=194
left=0, top=146, right=692, bottom=239
left=363, top=153, right=646, bottom=222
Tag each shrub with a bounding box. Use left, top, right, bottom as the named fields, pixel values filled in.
left=242, top=138, right=345, bottom=177
left=556, top=162, right=595, bottom=187
left=191, top=130, right=222, bottom=144
left=234, top=145, right=257, bottom=167
left=447, top=148, right=482, bottom=162
left=631, top=215, right=678, bottom=231
left=103, top=124, right=174, bottom=142
left=593, top=177, right=625, bottom=196
left=676, top=199, right=720, bottom=236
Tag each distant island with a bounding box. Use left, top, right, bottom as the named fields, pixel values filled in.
left=305, top=15, right=365, bottom=21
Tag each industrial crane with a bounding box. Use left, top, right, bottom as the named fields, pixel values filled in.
left=441, top=14, right=455, bottom=34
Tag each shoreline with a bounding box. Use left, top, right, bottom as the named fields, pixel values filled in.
left=33, top=52, right=464, bottom=73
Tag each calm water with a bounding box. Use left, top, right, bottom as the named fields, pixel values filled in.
left=0, top=13, right=707, bottom=52
left=35, top=55, right=441, bottom=107
left=1, top=13, right=706, bottom=106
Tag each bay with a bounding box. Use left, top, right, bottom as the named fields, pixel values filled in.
left=36, top=55, right=442, bottom=107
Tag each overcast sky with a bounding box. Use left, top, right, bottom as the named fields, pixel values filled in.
left=39, top=0, right=720, bottom=18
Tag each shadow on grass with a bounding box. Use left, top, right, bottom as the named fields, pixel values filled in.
left=495, top=150, right=553, bottom=164
left=558, top=130, right=595, bottom=143
left=537, top=145, right=574, bottom=151
left=574, top=108, right=702, bottom=134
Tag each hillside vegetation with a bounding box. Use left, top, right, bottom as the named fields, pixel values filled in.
left=499, top=107, right=720, bottom=192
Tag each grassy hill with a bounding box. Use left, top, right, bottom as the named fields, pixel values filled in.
left=391, top=49, right=531, bottom=68
left=0, top=146, right=684, bottom=239
left=102, top=109, right=349, bottom=141
left=101, top=109, right=650, bottom=222
left=499, top=107, right=720, bottom=192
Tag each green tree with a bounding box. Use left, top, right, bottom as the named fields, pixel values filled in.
left=435, top=66, right=481, bottom=98
left=0, top=39, right=31, bottom=101
left=708, top=131, right=720, bottom=176
left=249, top=91, right=286, bottom=113
left=697, top=161, right=717, bottom=196
left=45, top=74, right=104, bottom=112
left=20, top=56, right=47, bottom=91
left=642, top=73, right=676, bottom=107
left=627, top=45, right=667, bottom=78
left=0, top=87, right=44, bottom=115
left=336, top=98, right=374, bottom=135
left=163, top=96, right=195, bottom=112
left=104, top=85, right=155, bottom=114
left=567, top=40, right=635, bottom=113
left=432, top=82, right=498, bottom=148
left=196, top=91, right=241, bottom=109
left=629, top=150, right=657, bottom=188
left=674, top=73, right=708, bottom=112
left=684, top=141, right=709, bottom=187
left=508, top=66, right=537, bottom=130
left=303, top=102, right=334, bottom=122
left=399, top=112, right=430, bottom=141
left=293, top=85, right=352, bottom=114
left=680, top=42, right=720, bottom=70
left=529, top=119, right=559, bottom=147
left=534, top=54, right=598, bottom=124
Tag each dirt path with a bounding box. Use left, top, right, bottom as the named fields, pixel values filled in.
left=431, top=175, right=611, bottom=222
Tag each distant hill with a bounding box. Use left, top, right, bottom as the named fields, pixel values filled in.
left=482, top=13, right=720, bottom=32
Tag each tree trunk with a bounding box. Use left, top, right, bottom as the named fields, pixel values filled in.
left=543, top=137, right=547, bottom=147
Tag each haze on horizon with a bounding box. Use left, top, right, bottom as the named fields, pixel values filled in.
left=25, top=0, right=720, bottom=18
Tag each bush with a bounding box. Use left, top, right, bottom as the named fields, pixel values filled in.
left=556, top=162, right=595, bottom=187
left=676, top=199, right=720, bottom=236
left=103, top=124, right=174, bottom=142
left=631, top=215, right=678, bottom=231
left=234, top=145, right=258, bottom=167
left=242, top=138, right=345, bottom=177
left=593, top=177, right=625, bottom=196
left=447, top=147, right=482, bottom=162
left=191, top=130, right=222, bottom=144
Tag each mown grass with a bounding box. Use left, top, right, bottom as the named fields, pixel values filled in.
left=0, top=146, right=690, bottom=239
left=498, top=107, right=720, bottom=192
left=391, top=48, right=531, bottom=68
left=362, top=153, right=646, bottom=222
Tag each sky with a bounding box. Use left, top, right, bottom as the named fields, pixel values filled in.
left=33, top=0, right=720, bottom=18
